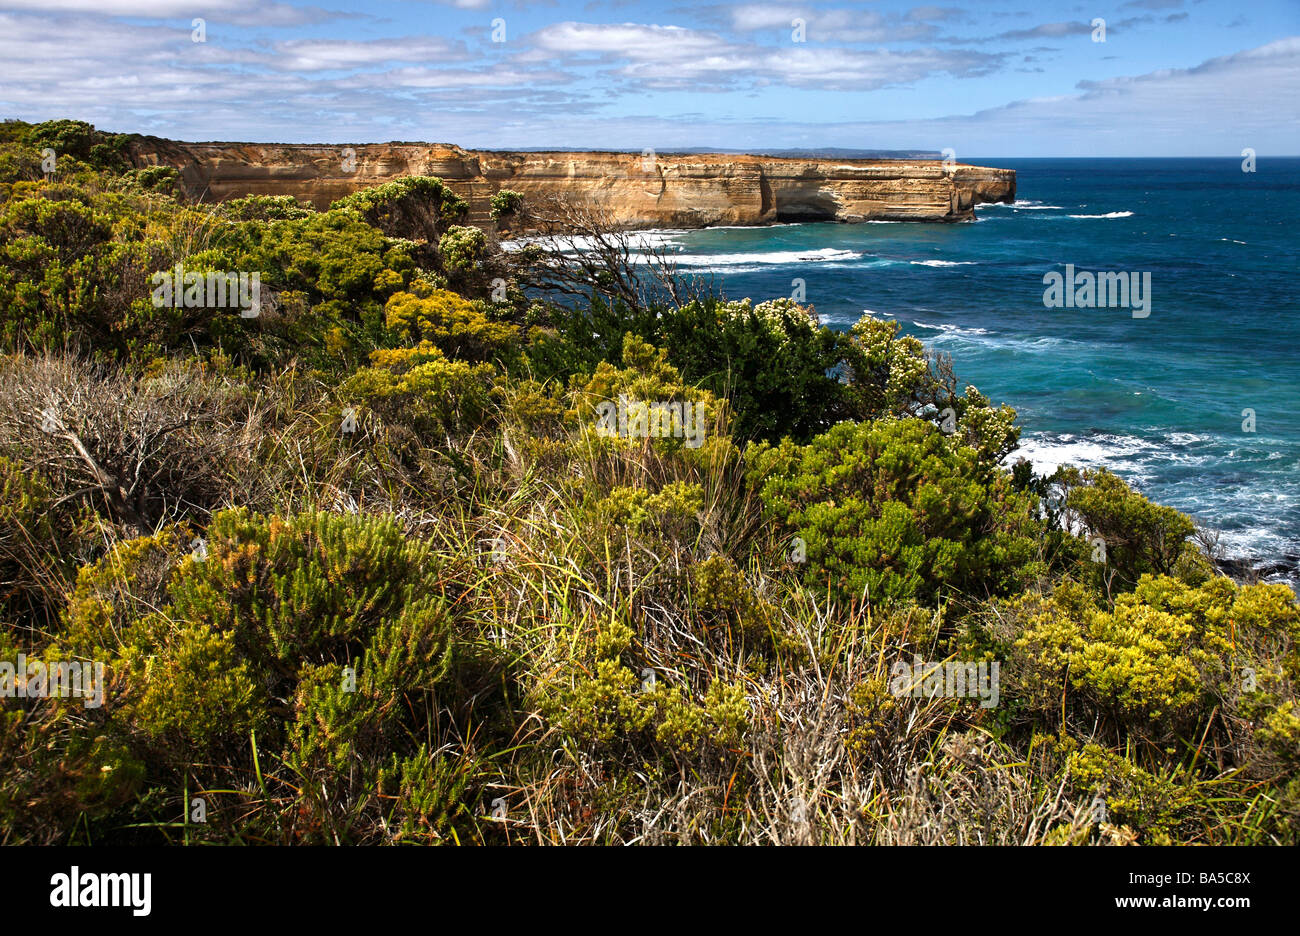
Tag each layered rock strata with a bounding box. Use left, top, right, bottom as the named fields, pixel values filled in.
left=125, top=138, right=1016, bottom=228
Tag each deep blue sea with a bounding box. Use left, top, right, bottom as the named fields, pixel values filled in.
left=649, top=158, right=1300, bottom=580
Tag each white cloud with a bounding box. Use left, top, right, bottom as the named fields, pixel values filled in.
left=0, top=0, right=336, bottom=26
left=527, top=21, right=999, bottom=90
left=271, top=37, right=470, bottom=71
left=725, top=4, right=938, bottom=42
left=445, top=37, right=1300, bottom=155
left=532, top=22, right=736, bottom=59
left=349, top=66, right=571, bottom=89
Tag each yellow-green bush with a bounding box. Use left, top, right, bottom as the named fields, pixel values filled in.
left=1009, top=574, right=1299, bottom=743
left=342, top=341, right=499, bottom=441
left=542, top=618, right=748, bottom=756
left=44, top=509, right=496, bottom=842
left=1064, top=742, right=1201, bottom=844
left=384, top=288, right=520, bottom=363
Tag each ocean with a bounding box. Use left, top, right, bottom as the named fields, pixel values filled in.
left=643, top=157, right=1300, bottom=582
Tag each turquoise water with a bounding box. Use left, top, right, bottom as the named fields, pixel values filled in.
left=651, top=158, right=1300, bottom=579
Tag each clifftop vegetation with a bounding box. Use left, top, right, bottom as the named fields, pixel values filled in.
left=1, top=120, right=1296, bottom=845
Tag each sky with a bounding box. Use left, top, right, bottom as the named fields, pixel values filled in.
left=0, top=0, right=1297, bottom=156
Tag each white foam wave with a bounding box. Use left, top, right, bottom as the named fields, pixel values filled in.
left=1067, top=211, right=1134, bottom=219
left=502, top=230, right=684, bottom=252
left=1006, top=432, right=1162, bottom=479
left=982, top=200, right=1065, bottom=210
left=911, top=321, right=991, bottom=337
left=673, top=247, right=863, bottom=267
left=910, top=259, right=978, bottom=267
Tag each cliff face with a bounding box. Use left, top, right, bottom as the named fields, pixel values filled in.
left=125, top=138, right=1016, bottom=228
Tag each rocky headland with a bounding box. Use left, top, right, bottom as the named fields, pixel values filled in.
left=124, top=138, right=1016, bottom=229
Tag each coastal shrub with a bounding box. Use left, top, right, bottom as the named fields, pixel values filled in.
left=54, top=508, right=494, bottom=842
left=655, top=297, right=848, bottom=442
left=185, top=207, right=422, bottom=366
left=110, top=166, right=180, bottom=198
left=0, top=528, right=186, bottom=842
left=840, top=315, right=1020, bottom=461
left=521, top=293, right=662, bottom=383
left=0, top=121, right=136, bottom=196
left=0, top=194, right=152, bottom=356
left=438, top=224, right=487, bottom=274
left=375, top=743, right=479, bottom=843
left=843, top=676, right=903, bottom=761
left=0, top=141, right=1289, bottom=846
left=21, top=120, right=131, bottom=174
left=1005, top=574, right=1299, bottom=744
left=166, top=508, right=457, bottom=663
left=342, top=343, right=499, bottom=442
left=535, top=301, right=1010, bottom=447
left=584, top=480, right=708, bottom=558
left=1054, top=467, right=1202, bottom=590
left=0, top=145, right=42, bottom=186
left=594, top=481, right=703, bottom=531
left=0, top=687, right=147, bottom=844
left=0, top=186, right=411, bottom=363
left=331, top=176, right=467, bottom=242
left=1057, top=740, right=1202, bottom=844
left=840, top=314, right=941, bottom=418
left=220, top=193, right=313, bottom=221
left=568, top=334, right=720, bottom=435
left=0, top=456, right=88, bottom=630
left=383, top=287, right=520, bottom=363
left=543, top=618, right=748, bottom=756
left=688, top=555, right=789, bottom=657
left=0, top=355, right=261, bottom=534
left=489, top=189, right=523, bottom=222
left=200, top=209, right=400, bottom=308
left=748, top=417, right=1043, bottom=606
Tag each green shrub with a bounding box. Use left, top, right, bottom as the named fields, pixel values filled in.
left=50, top=509, right=495, bottom=842
left=438, top=224, right=487, bottom=274
left=110, top=166, right=180, bottom=197
left=342, top=342, right=499, bottom=441
left=489, top=189, right=523, bottom=221
left=654, top=297, right=849, bottom=442
left=22, top=120, right=130, bottom=173
left=1063, top=742, right=1200, bottom=844
left=220, top=193, right=313, bottom=221
left=0, top=457, right=59, bottom=623
left=331, top=176, right=466, bottom=242
left=749, top=417, right=1042, bottom=605
left=1058, top=467, right=1202, bottom=589
left=543, top=618, right=748, bottom=756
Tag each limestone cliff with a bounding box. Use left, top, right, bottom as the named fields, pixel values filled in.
left=125, top=138, right=1016, bottom=228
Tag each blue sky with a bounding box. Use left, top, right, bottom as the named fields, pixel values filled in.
left=0, top=0, right=1296, bottom=155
